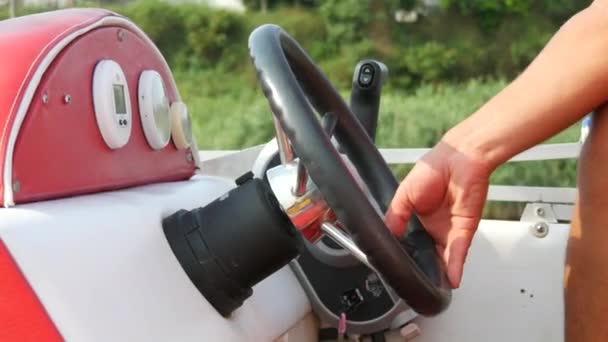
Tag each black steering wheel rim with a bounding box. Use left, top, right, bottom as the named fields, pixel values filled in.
left=248, top=24, right=451, bottom=316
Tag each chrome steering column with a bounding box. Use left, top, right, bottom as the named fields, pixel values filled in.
left=266, top=120, right=380, bottom=272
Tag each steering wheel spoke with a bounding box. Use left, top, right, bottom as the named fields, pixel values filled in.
left=273, top=116, right=294, bottom=165
left=293, top=161, right=308, bottom=196
left=321, top=222, right=378, bottom=273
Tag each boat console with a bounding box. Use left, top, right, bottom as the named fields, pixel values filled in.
left=0, top=9, right=571, bottom=342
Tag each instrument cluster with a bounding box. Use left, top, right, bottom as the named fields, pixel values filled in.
left=92, top=59, right=193, bottom=151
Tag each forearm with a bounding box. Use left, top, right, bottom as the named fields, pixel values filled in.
left=443, top=1, right=608, bottom=170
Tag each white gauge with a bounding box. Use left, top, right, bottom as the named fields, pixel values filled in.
left=170, top=101, right=194, bottom=150
left=92, top=60, right=132, bottom=149
left=138, top=70, right=171, bottom=150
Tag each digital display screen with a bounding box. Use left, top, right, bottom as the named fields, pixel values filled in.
left=113, top=84, right=127, bottom=114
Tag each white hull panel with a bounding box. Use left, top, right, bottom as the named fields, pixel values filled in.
left=0, top=176, right=311, bottom=342
left=416, top=220, right=568, bottom=342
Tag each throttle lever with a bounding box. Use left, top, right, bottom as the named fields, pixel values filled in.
left=350, top=60, right=388, bottom=142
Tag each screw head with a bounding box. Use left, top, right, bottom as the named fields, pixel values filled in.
left=535, top=207, right=545, bottom=217
left=532, top=222, right=549, bottom=238
left=42, top=93, right=49, bottom=104
left=12, top=180, right=20, bottom=193
left=63, top=94, right=71, bottom=104
left=117, top=29, right=125, bottom=42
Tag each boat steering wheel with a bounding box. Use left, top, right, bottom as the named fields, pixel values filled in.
left=248, top=24, right=451, bottom=316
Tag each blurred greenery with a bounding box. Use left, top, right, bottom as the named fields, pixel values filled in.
left=0, top=0, right=578, bottom=87
left=176, top=70, right=579, bottom=187
left=1, top=0, right=586, bottom=218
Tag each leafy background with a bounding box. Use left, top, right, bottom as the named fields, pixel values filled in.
left=1, top=0, right=588, bottom=217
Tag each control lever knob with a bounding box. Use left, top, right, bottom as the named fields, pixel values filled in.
left=350, top=60, right=388, bottom=142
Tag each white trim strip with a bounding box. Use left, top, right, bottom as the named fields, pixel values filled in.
left=487, top=185, right=576, bottom=204
left=3, top=14, right=179, bottom=207
left=199, top=145, right=264, bottom=178
left=552, top=204, right=575, bottom=221
left=198, top=146, right=579, bottom=204
left=198, top=142, right=582, bottom=167
left=199, top=150, right=240, bottom=162
left=378, top=142, right=581, bottom=164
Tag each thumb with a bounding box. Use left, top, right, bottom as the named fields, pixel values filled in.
left=385, top=178, right=414, bottom=237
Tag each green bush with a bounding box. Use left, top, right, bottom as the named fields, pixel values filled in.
left=318, top=39, right=377, bottom=86
left=541, top=0, right=588, bottom=23
left=398, top=41, right=458, bottom=84
left=183, top=7, right=246, bottom=70
left=247, top=8, right=327, bottom=58
left=509, top=26, right=552, bottom=71
left=319, top=0, right=372, bottom=48
left=243, top=0, right=318, bottom=11
left=387, top=5, right=560, bottom=84
left=118, top=0, right=188, bottom=65
left=1, top=0, right=585, bottom=91
left=441, top=0, right=534, bottom=31
left=178, top=73, right=580, bottom=201
left=116, top=1, right=249, bottom=70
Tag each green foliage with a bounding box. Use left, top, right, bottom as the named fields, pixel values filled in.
left=183, top=8, right=246, bottom=69
left=391, top=0, right=418, bottom=10
left=118, top=0, right=188, bottom=65
left=399, top=41, right=458, bottom=83
left=318, top=39, right=377, bottom=86
left=542, top=0, right=588, bottom=22
left=377, top=79, right=508, bottom=148
left=117, top=1, right=248, bottom=70
left=0, top=2, right=586, bottom=220
left=247, top=8, right=327, bottom=57
left=243, top=0, right=317, bottom=10
left=178, top=73, right=579, bottom=191
left=177, top=73, right=579, bottom=219
left=509, top=27, right=552, bottom=71
left=6, top=0, right=580, bottom=88
left=174, top=69, right=275, bottom=149
left=118, top=2, right=327, bottom=70
left=442, top=0, right=533, bottom=31
left=319, top=0, right=372, bottom=47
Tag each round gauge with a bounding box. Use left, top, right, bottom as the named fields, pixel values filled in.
left=92, top=60, right=132, bottom=149
left=138, top=70, right=171, bottom=150
left=170, top=101, right=194, bottom=150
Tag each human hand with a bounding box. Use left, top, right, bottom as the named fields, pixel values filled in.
left=385, top=140, right=493, bottom=288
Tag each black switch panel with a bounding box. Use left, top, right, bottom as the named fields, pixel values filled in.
left=358, top=63, right=375, bottom=87
left=294, top=244, right=396, bottom=323
left=341, top=288, right=365, bottom=313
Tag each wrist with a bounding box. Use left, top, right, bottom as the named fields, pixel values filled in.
left=441, top=124, right=501, bottom=174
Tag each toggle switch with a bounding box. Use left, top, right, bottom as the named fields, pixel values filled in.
left=358, top=63, right=375, bottom=87
left=340, top=288, right=364, bottom=313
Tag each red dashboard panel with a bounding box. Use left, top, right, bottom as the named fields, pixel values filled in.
left=0, top=10, right=195, bottom=205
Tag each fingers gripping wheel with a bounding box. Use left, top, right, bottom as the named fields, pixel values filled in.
left=248, top=25, right=451, bottom=316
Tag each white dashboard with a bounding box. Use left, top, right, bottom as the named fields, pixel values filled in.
left=0, top=176, right=310, bottom=342
left=0, top=169, right=569, bottom=341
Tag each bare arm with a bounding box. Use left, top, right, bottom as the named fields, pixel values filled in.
left=387, top=1, right=608, bottom=288
left=444, top=1, right=608, bottom=169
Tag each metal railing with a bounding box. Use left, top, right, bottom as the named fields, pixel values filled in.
left=200, top=141, right=580, bottom=205
left=199, top=118, right=589, bottom=223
